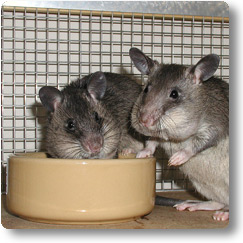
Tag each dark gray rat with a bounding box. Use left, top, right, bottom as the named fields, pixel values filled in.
left=39, top=71, right=185, bottom=207
left=39, top=71, right=144, bottom=159
left=129, top=47, right=229, bottom=221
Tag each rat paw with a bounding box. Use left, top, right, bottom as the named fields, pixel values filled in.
left=173, top=201, right=200, bottom=211
left=121, top=148, right=135, bottom=155
left=174, top=201, right=226, bottom=213
left=136, top=149, right=153, bottom=158
left=213, top=211, right=229, bottom=221
left=168, top=150, right=192, bottom=166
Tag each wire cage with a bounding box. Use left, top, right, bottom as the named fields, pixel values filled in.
left=1, top=1, right=229, bottom=193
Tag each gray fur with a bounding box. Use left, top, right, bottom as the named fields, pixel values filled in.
left=130, top=48, right=229, bottom=216
left=39, top=70, right=191, bottom=208
left=39, top=72, right=144, bottom=159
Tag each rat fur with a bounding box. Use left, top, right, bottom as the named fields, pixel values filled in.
left=129, top=47, right=229, bottom=221
left=39, top=71, right=186, bottom=208
left=39, top=72, right=144, bottom=159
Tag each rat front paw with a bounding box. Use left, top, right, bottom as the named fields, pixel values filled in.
left=136, top=149, right=153, bottom=158
left=121, top=148, right=135, bottom=155
left=168, top=150, right=192, bottom=166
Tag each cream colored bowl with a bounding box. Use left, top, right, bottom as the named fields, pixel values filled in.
left=6, top=152, right=156, bottom=225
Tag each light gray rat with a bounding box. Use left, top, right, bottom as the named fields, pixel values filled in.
left=129, top=47, right=229, bottom=221
left=39, top=71, right=144, bottom=159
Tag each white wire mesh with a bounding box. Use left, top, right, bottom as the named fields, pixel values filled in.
left=1, top=7, right=229, bottom=192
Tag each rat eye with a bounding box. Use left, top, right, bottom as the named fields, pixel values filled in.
left=66, top=119, right=75, bottom=131
left=170, top=90, right=179, bottom=99
left=144, top=84, right=150, bottom=93
left=93, top=112, right=102, bottom=124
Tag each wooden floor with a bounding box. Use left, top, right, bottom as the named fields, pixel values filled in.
left=1, top=191, right=228, bottom=229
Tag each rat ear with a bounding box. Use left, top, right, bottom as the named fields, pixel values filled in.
left=129, top=47, right=157, bottom=75
left=87, top=71, right=107, bottom=101
left=39, top=86, right=63, bottom=112
left=188, top=54, right=220, bottom=84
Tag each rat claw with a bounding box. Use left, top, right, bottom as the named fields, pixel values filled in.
left=168, top=150, right=192, bottom=166
left=213, top=211, right=229, bottom=221
left=121, top=148, right=135, bottom=155
left=136, top=149, right=153, bottom=158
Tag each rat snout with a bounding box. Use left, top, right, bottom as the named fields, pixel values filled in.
left=84, top=134, right=103, bottom=154
left=139, top=111, right=156, bottom=128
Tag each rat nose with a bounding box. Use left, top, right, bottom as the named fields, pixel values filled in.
left=85, top=135, right=103, bottom=154
left=87, top=142, right=101, bottom=153
left=140, top=112, right=155, bottom=128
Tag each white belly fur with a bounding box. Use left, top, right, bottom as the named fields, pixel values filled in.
left=161, top=137, right=229, bottom=205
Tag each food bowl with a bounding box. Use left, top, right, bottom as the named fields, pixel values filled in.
left=6, top=152, right=156, bottom=225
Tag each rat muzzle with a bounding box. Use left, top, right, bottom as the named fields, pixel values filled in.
left=139, top=109, right=159, bottom=128
left=83, top=134, right=104, bottom=154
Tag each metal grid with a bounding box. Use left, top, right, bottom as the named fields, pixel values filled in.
left=1, top=6, right=229, bottom=192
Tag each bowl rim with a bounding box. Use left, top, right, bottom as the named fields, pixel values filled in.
left=9, top=152, right=156, bottom=165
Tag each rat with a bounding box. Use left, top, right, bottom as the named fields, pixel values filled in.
left=39, top=70, right=185, bottom=207
left=39, top=71, right=145, bottom=159
left=129, top=47, right=229, bottom=221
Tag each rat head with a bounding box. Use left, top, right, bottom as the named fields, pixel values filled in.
left=129, top=47, right=220, bottom=139
left=39, top=71, right=120, bottom=159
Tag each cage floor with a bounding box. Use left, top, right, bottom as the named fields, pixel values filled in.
left=1, top=191, right=228, bottom=229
